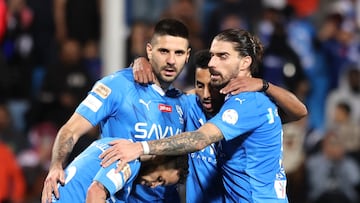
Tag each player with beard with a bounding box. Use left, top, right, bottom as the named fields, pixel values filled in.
left=101, top=29, right=308, bottom=203
left=42, top=18, right=191, bottom=203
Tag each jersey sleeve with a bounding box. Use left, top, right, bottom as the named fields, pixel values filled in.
left=75, top=71, right=127, bottom=126
left=209, top=92, right=277, bottom=141
left=93, top=160, right=141, bottom=196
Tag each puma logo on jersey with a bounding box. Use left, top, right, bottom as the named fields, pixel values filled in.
left=139, top=99, right=151, bottom=110
left=235, top=98, right=245, bottom=104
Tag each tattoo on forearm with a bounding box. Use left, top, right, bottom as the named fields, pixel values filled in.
left=148, top=131, right=222, bottom=155
left=52, top=130, right=75, bottom=166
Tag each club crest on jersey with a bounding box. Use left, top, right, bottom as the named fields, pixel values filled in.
left=176, top=105, right=184, bottom=124
left=222, top=109, right=238, bottom=125
left=92, top=82, right=111, bottom=99
left=159, top=104, right=172, bottom=112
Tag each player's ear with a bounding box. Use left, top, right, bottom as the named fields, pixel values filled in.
left=239, top=55, right=252, bottom=71
left=146, top=43, right=153, bottom=60
left=185, top=47, right=191, bottom=63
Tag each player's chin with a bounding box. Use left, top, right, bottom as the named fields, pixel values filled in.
left=161, top=75, right=177, bottom=83
left=202, top=105, right=213, bottom=112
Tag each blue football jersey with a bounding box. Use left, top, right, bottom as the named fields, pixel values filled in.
left=184, top=94, right=224, bottom=203
left=209, top=92, right=288, bottom=203
left=75, top=68, right=186, bottom=202
left=52, top=138, right=140, bottom=203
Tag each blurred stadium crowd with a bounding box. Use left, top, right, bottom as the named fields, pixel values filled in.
left=0, top=0, right=359, bottom=202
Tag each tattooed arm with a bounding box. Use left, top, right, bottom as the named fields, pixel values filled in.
left=100, top=123, right=223, bottom=172
left=41, top=113, right=94, bottom=203
left=148, top=123, right=222, bottom=155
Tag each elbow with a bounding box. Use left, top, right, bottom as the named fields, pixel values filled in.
left=281, top=105, right=308, bottom=123
left=298, top=104, right=308, bottom=119
left=291, top=103, right=308, bottom=121
left=86, top=181, right=108, bottom=203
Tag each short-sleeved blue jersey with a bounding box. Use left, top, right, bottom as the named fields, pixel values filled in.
left=184, top=94, right=224, bottom=203
left=52, top=138, right=141, bottom=203
left=75, top=68, right=186, bottom=202
left=209, top=92, right=288, bottom=203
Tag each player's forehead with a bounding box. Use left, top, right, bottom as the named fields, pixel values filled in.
left=152, top=35, right=189, bottom=51
left=209, top=39, right=236, bottom=56
left=196, top=68, right=211, bottom=83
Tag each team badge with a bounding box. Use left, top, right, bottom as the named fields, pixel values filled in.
left=222, top=109, right=238, bottom=125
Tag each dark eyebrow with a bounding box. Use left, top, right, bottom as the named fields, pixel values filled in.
left=175, top=50, right=186, bottom=54
left=196, top=80, right=205, bottom=86
left=216, top=52, right=229, bottom=57
left=158, top=48, right=169, bottom=52
left=210, top=51, right=229, bottom=57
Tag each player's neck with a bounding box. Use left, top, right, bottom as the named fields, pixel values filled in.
left=155, top=80, right=171, bottom=91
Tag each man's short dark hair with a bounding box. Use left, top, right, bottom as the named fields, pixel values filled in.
left=152, top=18, right=189, bottom=41
left=194, top=49, right=211, bottom=69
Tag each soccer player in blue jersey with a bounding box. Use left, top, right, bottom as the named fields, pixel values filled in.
left=41, top=18, right=192, bottom=203
left=184, top=50, right=225, bottom=203
left=129, top=49, right=307, bottom=203
left=101, top=29, right=308, bottom=203
left=50, top=137, right=188, bottom=203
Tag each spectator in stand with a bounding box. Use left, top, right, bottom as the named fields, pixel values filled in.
left=26, top=0, right=57, bottom=69
left=160, top=0, right=205, bottom=90
left=17, top=121, right=57, bottom=203
left=327, top=101, right=360, bottom=163
left=305, top=130, right=360, bottom=203
left=319, top=10, right=358, bottom=91
left=53, top=0, right=101, bottom=82
left=203, top=0, right=262, bottom=46
left=160, top=0, right=204, bottom=52
left=53, top=0, right=100, bottom=46
left=26, top=39, right=94, bottom=129
left=82, top=40, right=102, bottom=81
left=0, top=141, right=26, bottom=203
left=259, top=19, right=308, bottom=97
left=0, top=0, right=6, bottom=42
left=126, top=20, right=152, bottom=66
left=0, top=102, right=28, bottom=155
left=325, top=66, right=360, bottom=128
left=282, top=118, right=308, bottom=203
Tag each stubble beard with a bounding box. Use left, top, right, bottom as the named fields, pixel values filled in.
left=154, top=69, right=178, bottom=89
left=210, top=77, right=229, bottom=90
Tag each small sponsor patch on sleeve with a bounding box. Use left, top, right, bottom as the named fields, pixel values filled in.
left=106, top=163, right=132, bottom=191
left=82, top=94, right=103, bottom=112
left=106, top=168, right=124, bottom=191
left=121, top=164, right=132, bottom=181
left=92, top=82, right=112, bottom=99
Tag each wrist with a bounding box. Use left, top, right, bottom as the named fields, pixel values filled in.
left=261, top=79, right=269, bottom=92
left=140, top=141, right=150, bottom=155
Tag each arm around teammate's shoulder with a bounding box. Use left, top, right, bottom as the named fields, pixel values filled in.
left=265, top=82, right=307, bottom=123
